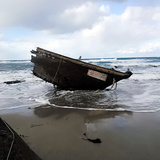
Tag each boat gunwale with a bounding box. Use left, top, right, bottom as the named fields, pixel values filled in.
left=35, top=47, right=129, bottom=77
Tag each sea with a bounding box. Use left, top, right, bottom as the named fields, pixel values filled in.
left=0, top=57, right=160, bottom=113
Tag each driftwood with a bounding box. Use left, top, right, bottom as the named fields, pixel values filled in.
left=82, top=133, right=102, bottom=144
left=4, top=80, right=25, bottom=84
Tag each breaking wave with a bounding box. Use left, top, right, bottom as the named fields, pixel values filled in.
left=0, top=57, right=160, bottom=113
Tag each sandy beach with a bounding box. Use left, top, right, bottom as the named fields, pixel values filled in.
left=1, top=106, right=160, bottom=160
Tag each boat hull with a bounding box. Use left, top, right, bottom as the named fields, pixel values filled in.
left=31, top=48, right=132, bottom=90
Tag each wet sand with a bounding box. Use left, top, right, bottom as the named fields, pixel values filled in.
left=1, top=106, right=160, bottom=160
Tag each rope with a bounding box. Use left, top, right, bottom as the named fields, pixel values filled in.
left=3, top=120, right=15, bottom=160
left=52, top=58, right=62, bottom=83
left=106, top=78, right=117, bottom=91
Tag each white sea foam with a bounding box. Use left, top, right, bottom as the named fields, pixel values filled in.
left=0, top=60, right=31, bottom=64
left=44, top=102, right=128, bottom=112
left=131, top=73, right=160, bottom=81
left=37, top=100, right=160, bottom=113
left=55, top=90, right=74, bottom=97
left=83, top=58, right=117, bottom=63
left=110, top=59, right=160, bottom=68
left=34, top=97, right=50, bottom=105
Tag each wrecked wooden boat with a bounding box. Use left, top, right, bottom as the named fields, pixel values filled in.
left=31, top=47, right=132, bottom=90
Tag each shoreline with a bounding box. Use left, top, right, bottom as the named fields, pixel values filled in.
left=1, top=106, right=160, bottom=160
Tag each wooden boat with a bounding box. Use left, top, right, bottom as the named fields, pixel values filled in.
left=31, top=47, right=132, bottom=90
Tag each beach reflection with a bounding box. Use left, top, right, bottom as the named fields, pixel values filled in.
left=34, top=104, right=132, bottom=121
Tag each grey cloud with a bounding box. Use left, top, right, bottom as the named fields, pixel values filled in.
left=0, top=0, right=115, bottom=33
left=0, top=0, right=79, bottom=27
left=48, top=2, right=110, bottom=33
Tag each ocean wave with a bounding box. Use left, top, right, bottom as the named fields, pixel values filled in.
left=130, top=73, right=160, bottom=81
left=1, top=92, right=160, bottom=113
left=83, top=58, right=117, bottom=63
left=1, top=57, right=160, bottom=114
left=32, top=99, right=160, bottom=113
left=0, top=60, right=31, bottom=64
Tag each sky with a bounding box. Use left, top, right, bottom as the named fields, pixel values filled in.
left=0, top=0, right=160, bottom=60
